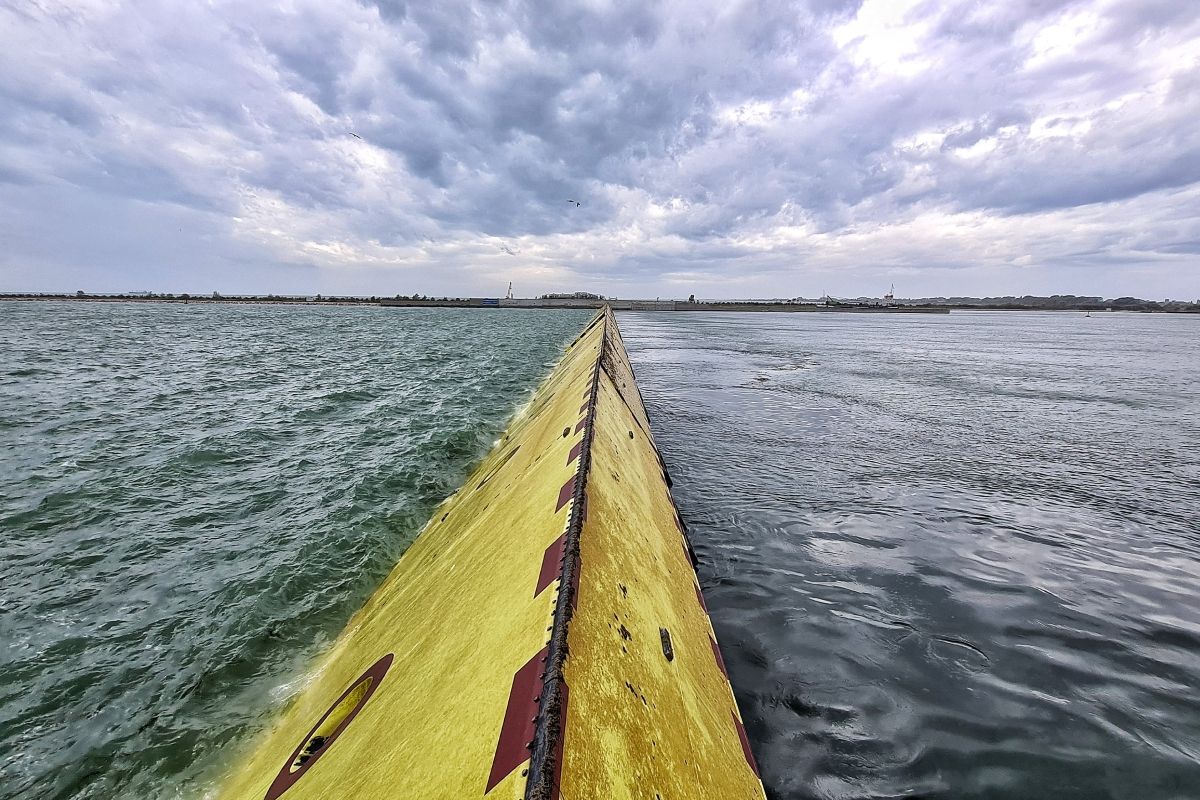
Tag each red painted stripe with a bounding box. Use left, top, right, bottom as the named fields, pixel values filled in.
left=566, top=440, right=583, bottom=465
left=710, top=635, right=728, bottom=680
left=574, top=417, right=587, bottom=434
left=579, top=401, right=590, bottom=415
left=536, top=533, right=567, bottom=597
left=694, top=582, right=708, bottom=612
left=556, top=476, right=576, bottom=512
left=485, top=647, right=548, bottom=793
left=732, top=711, right=760, bottom=778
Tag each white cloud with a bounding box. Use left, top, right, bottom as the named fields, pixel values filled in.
left=0, top=0, right=1197, bottom=298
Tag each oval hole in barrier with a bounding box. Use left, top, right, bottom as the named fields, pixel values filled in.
left=264, top=652, right=393, bottom=800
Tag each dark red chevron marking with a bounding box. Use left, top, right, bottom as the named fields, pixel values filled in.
left=556, top=476, right=576, bottom=512
left=574, top=417, right=587, bottom=434
left=695, top=582, right=708, bottom=612
left=579, top=401, right=591, bottom=415
left=566, top=440, right=583, bottom=465
left=536, top=533, right=567, bottom=597
left=710, top=635, right=728, bottom=680
left=485, top=647, right=549, bottom=793
left=732, top=711, right=760, bottom=778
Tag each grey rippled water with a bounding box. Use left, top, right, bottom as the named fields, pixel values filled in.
left=4, top=303, right=1199, bottom=800
left=0, top=301, right=590, bottom=800
left=617, top=310, right=1200, bottom=800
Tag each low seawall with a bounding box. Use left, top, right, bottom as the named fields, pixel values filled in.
left=216, top=307, right=765, bottom=799
left=380, top=298, right=948, bottom=313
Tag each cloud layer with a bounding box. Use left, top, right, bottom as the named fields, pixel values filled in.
left=1, top=0, right=1198, bottom=298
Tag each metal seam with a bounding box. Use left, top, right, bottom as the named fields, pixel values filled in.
left=524, top=309, right=607, bottom=800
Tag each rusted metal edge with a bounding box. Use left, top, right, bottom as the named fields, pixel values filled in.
left=525, top=309, right=607, bottom=800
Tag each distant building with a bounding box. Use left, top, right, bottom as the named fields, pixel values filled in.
left=540, top=291, right=605, bottom=300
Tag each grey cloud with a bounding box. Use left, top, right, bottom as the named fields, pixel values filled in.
left=0, top=0, right=1197, bottom=298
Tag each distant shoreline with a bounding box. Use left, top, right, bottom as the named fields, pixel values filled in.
left=1, top=294, right=946, bottom=313
left=2, top=294, right=1197, bottom=313
left=1, top=295, right=370, bottom=307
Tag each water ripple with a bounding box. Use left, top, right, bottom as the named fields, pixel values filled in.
left=619, top=310, right=1200, bottom=800
left=0, top=301, right=589, bottom=800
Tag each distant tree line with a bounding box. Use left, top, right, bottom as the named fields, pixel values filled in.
left=901, top=295, right=1200, bottom=312
left=2, top=291, right=1197, bottom=312
left=1, top=292, right=389, bottom=304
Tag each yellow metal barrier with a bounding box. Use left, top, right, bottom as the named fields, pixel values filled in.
left=217, top=308, right=765, bottom=800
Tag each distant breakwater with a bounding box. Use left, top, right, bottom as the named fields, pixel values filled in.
left=383, top=298, right=951, bottom=312
left=8, top=294, right=1199, bottom=312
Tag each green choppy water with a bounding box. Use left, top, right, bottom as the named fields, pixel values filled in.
left=0, top=301, right=590, bottom=800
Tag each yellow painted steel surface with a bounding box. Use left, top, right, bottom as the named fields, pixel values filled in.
left=216, top=308, right=764, bottom=800
left=557, top=313, right=765, bottom=799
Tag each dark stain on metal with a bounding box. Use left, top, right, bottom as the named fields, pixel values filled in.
left=294, top=735, right=325, bottom=767
left=659, top=628, right=674, bottom=662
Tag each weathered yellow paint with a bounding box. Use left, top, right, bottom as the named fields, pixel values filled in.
left=216, top=307, right=763, bottom=800
left=217, top=313, right=605, bottom=800
left=555, top=310, right=766, bottom=799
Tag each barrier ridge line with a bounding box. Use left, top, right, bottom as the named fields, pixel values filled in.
left=525, top=308, right=608, bottom=800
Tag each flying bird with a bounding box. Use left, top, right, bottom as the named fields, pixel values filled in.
left=567, top=199, right=581, bottom=207
left=348, top=132, right=363, bottom=140
left=500, top=245, right=519, bottom=256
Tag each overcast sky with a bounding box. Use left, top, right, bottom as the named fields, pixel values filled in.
left=1, top=0, right=1198, bottom=299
